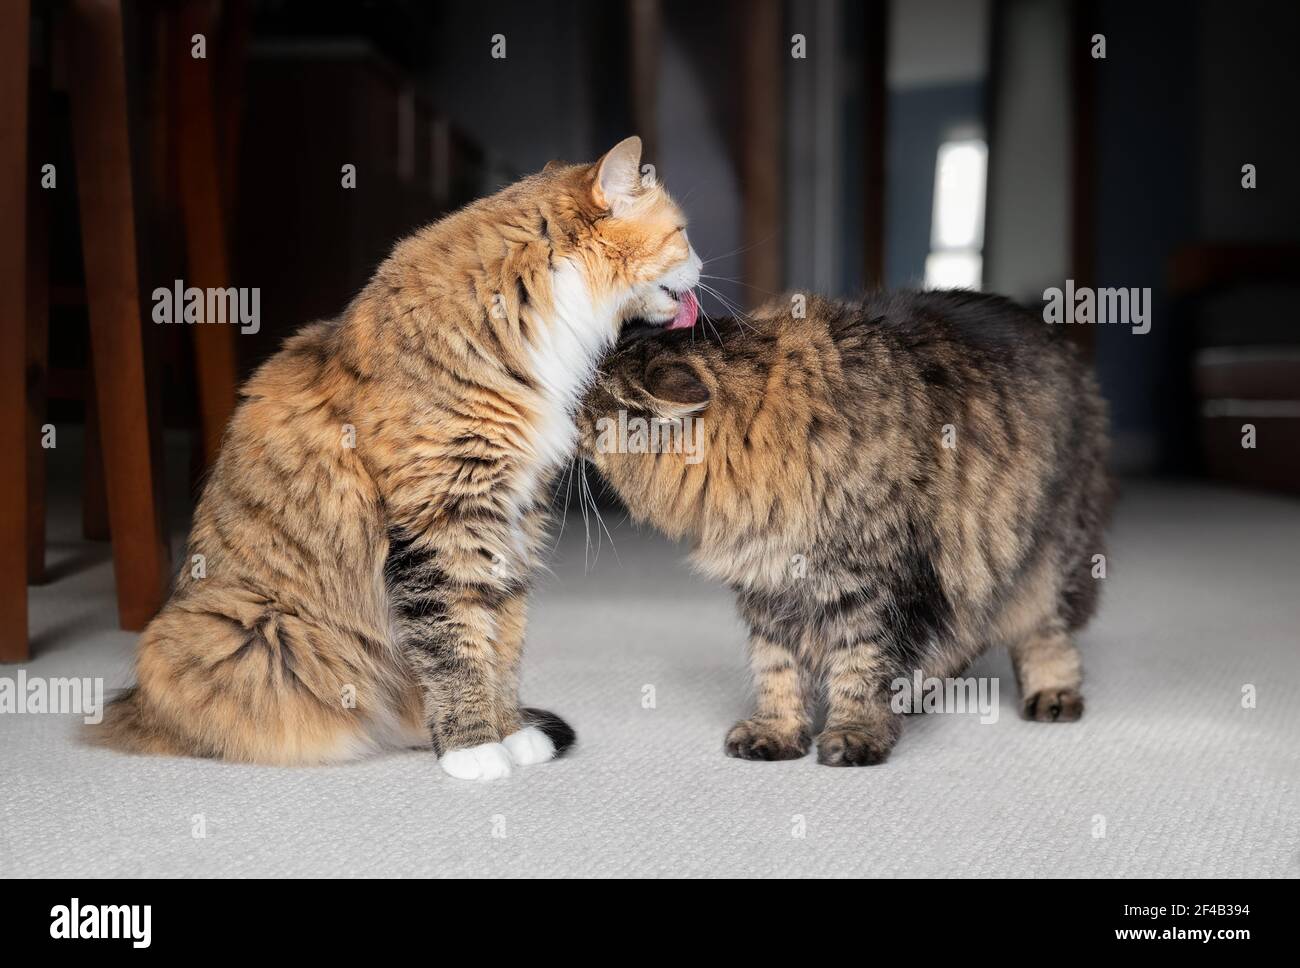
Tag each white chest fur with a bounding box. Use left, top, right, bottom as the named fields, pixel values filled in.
left=515, top=259, right=614, bottom=504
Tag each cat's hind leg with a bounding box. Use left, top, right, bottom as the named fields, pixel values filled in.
left=1010, top=621, right=1085, bottom=722
left=94, top=589, right=404, bottom=763
left=996, top=554, right=1086, bottom=722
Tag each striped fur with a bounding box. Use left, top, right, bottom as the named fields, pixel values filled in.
left=92, top=137, right=700, bottom=768
left=581, top=290, right=1112, bottom=765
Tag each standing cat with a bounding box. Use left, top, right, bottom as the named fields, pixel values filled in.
left=95, top=137, right=702, bottom=779
left=580, top=290, right=1111, bottom=765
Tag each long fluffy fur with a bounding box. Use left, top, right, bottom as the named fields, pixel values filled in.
left=94, top=143, right=695, bottom=765
left=580, top=290, right=1112, bottom=765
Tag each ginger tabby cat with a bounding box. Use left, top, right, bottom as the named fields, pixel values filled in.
left=96, top=137, right=701, bottom=779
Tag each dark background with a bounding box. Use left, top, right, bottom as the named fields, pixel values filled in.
left=29, top=0, right=1300, bottom=493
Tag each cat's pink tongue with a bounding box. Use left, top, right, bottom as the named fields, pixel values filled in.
left=667, top=290, right=699, bottom=330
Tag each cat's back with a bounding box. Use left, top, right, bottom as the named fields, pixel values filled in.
left=825, top=290, right=1108, bottom=614
left=186, top=318, right=383, bottom=595
left=816, top=290, right=1099, bottom=444
left=833, top=289, right=1071, bottom=374
left=240, top=319, right=345, bottom=406
left=744, top=288, right=1107, bottom=582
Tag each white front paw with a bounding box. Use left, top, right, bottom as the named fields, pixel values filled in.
left=502, top=725, right=556, bottom=766
left=440, top=741, right=514, bottom=780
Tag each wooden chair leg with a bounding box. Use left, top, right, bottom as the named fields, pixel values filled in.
left=0, top=0, right=31, bottom=661
left=25, top=216, right=48, bottom=587
left=175, top=0, right=239, bottom=467
left=736, top=0, right=784, bottom=309
left=82, top=374, right=111, bottom=541
left=67, top=0, right=171, bottom=631
left=26, top=13, right=51, bottom=587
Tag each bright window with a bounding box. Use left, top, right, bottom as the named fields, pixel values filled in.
left=924, top=138, right=987, bottom=290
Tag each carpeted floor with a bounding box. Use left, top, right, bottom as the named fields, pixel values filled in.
left=2, top=479, right=1297, bottom=878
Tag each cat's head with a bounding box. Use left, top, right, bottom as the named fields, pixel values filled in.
left=578, top=307, right=823, bottom=547
left=582, top=328, right=716, bottom=425
left=537, top=136, right=701, bottom=338
left=576, top=327, right=721, bottom=540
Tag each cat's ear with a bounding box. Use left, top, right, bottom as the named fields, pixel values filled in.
left=593, top=136, right=643, bottom=213
left=645, top=361, right=711, bottom=415
left=543, top=159, right=565, bottom=172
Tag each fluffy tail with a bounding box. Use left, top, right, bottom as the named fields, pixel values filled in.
left=94, top=692, right=576, bottom=761
left=521, top=707, right=576, bottom=757
left=86, top=687, right=200, bottom=757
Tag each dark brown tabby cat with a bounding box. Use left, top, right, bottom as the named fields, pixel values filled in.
left=579, top=289, right=1111, bottom=765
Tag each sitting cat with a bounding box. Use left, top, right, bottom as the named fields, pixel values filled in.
left=579, top=290, right=1111, bottom=765
left=95, top=136, right=702, bottom=779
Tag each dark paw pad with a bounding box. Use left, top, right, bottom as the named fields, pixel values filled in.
left=815, top=727, right=892, bottom=767
left=1022, top=689, right=1085, bottom=722
left=724, top=720, right=809, bottom=761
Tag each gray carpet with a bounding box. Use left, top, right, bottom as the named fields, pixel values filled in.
left=2, top=481, right=1298, bottom=877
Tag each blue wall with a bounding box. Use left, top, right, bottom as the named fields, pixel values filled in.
left=885, top=83, right=985, bottom=289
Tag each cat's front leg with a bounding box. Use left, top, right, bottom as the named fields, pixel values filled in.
left=725, top=606, right=813, bottom=761
left=401, top=615, right=520, bottom=780
left=816, top=634, right=903, bottom=767
left=387, top=531, right=521, bottom=780
left=489, top=589, right=564, bottom=767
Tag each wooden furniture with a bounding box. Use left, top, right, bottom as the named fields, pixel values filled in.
left=174, top=0, right=243, bottom=466
left=1171, top=244, right=1300, bottom=494
left=736, top=0, right=784, bottom=307
left=64, top=0, right=174, bottom=638
left=860, top=0, right=887, bottom=289
left=3, top=0, right=244, bottom=661
left=231, top=40, right=461, bottom=352
left=1, top=0, right=32, bottom=661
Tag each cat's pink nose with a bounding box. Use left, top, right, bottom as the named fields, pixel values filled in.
left=667, top=289, right=699, bottom=330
